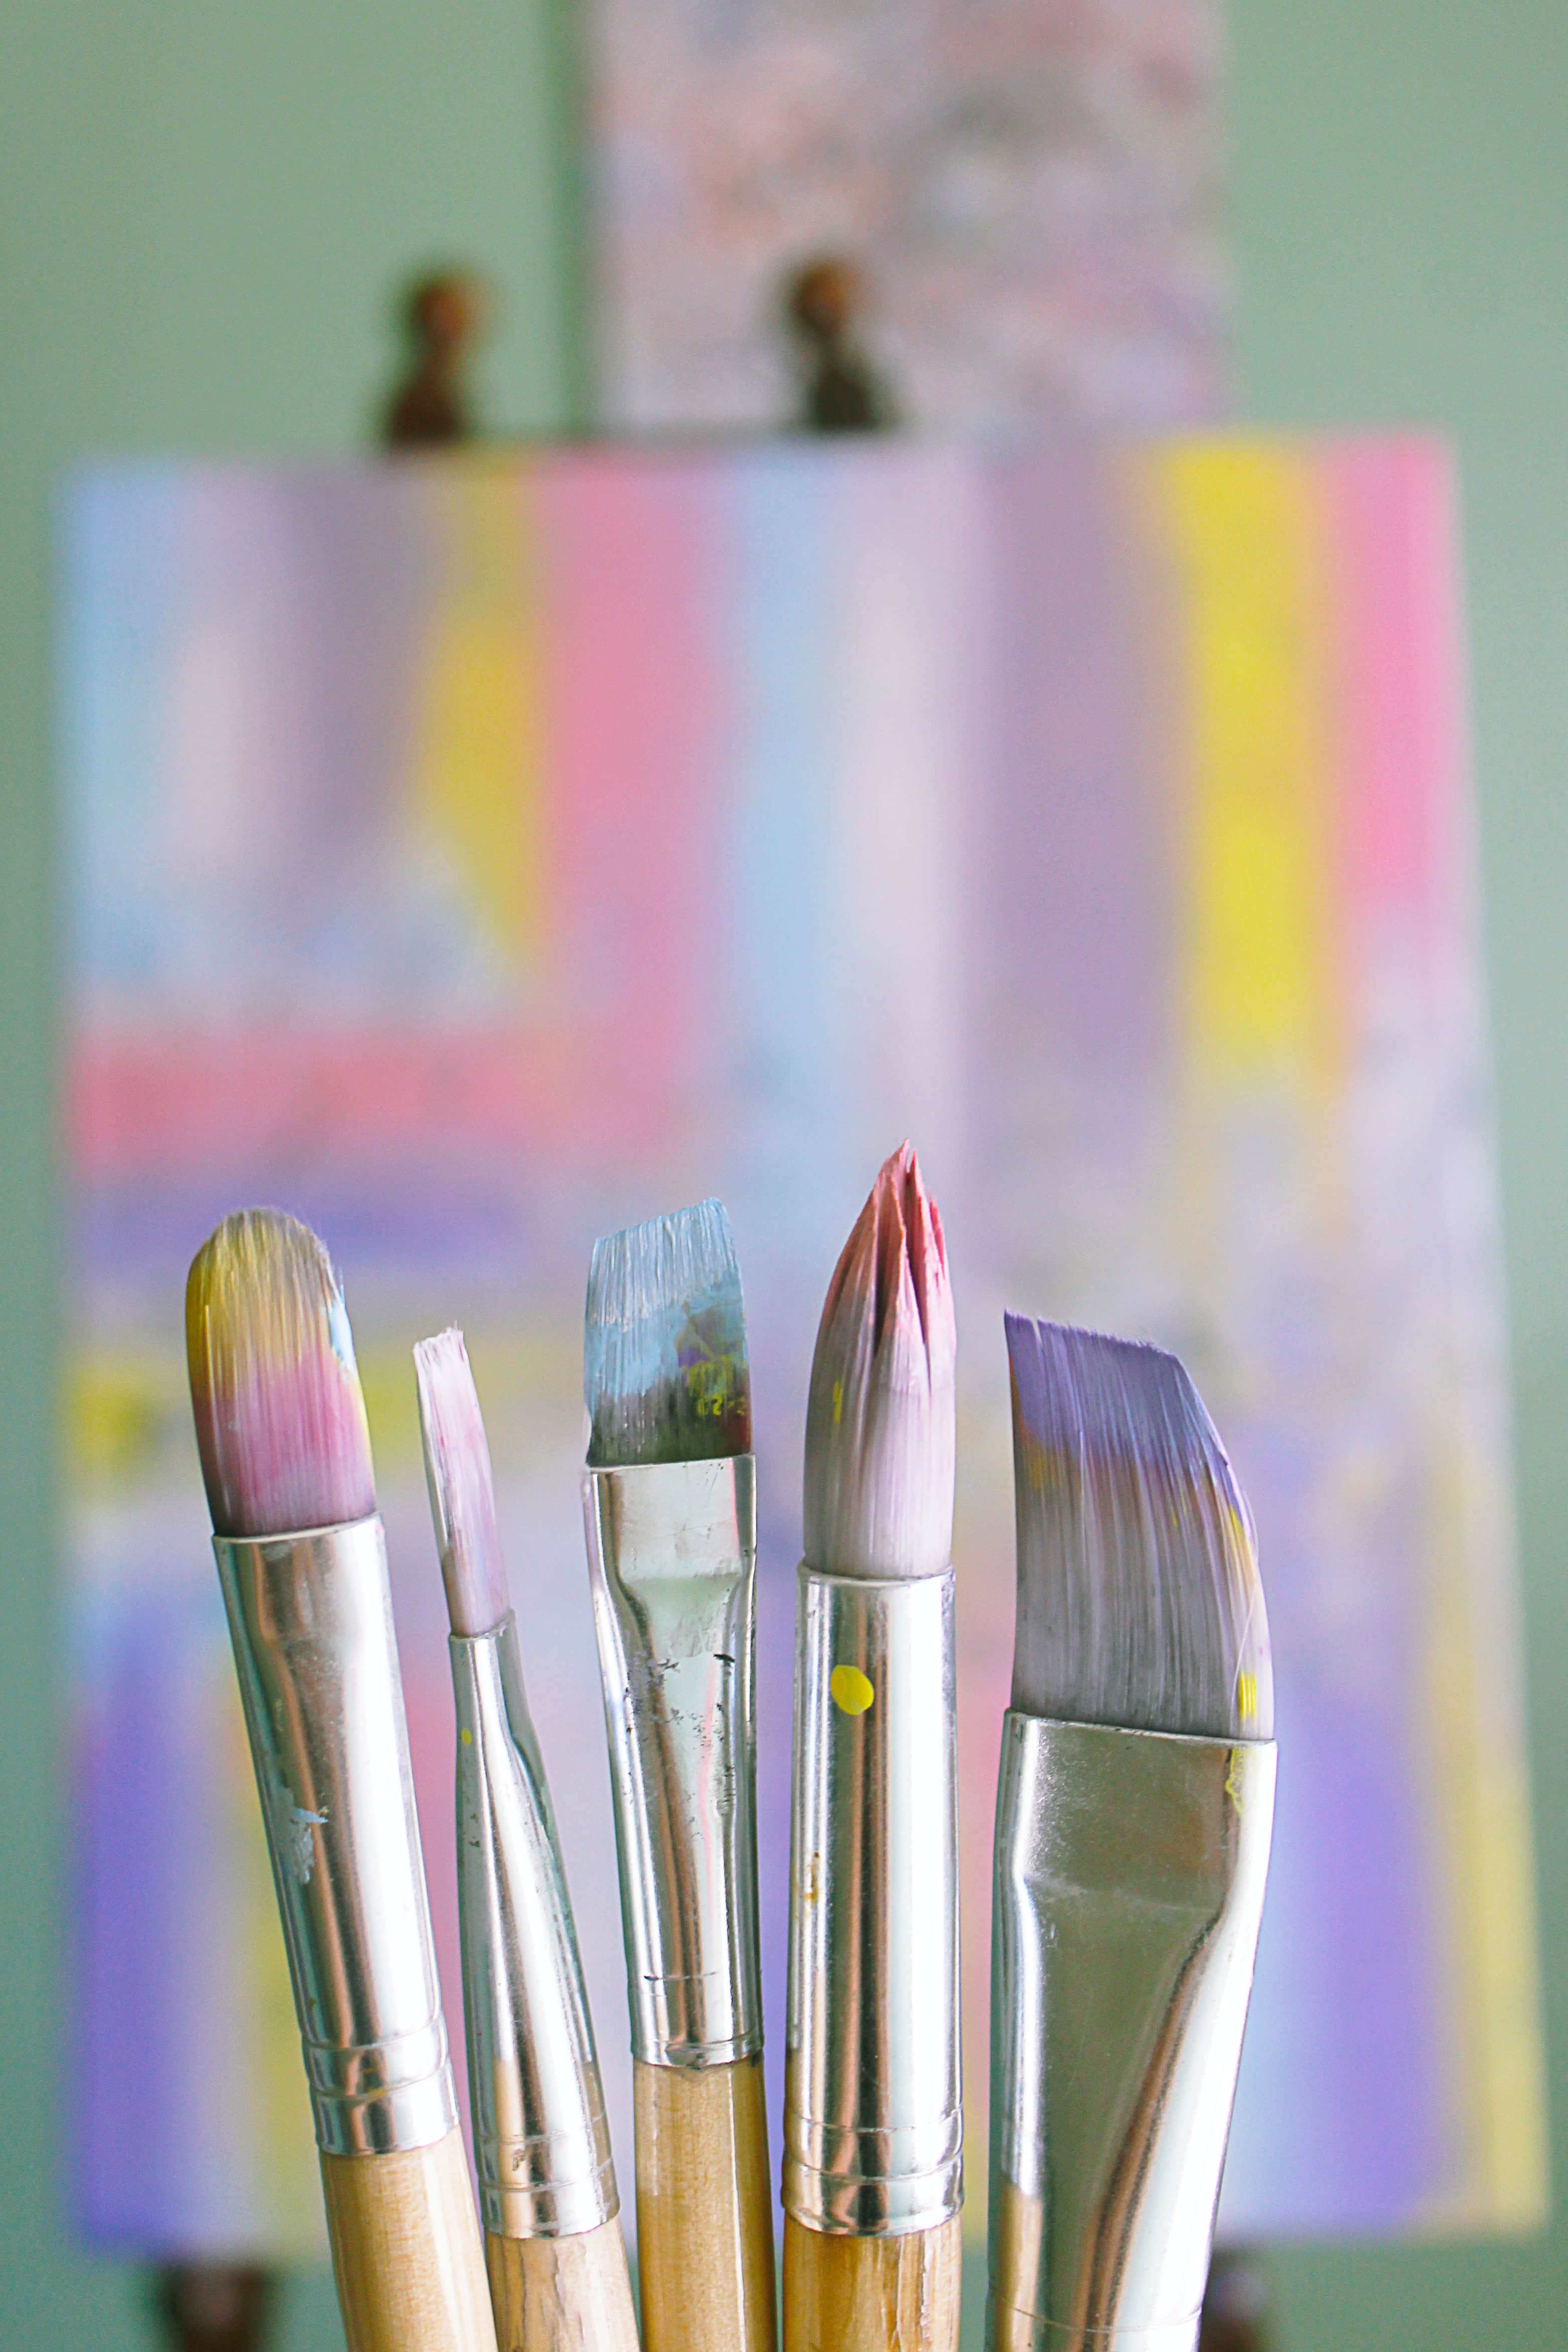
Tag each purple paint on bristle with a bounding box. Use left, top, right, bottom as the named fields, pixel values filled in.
left=185, top=1209, right=375, bottom=1538
left=414, top=1328, right=511, bottom=1639
left=1004, top=1312, right=1273, bottom=1740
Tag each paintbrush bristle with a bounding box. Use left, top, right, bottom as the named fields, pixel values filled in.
left=185, top=1209, right=375, bottom=1539
left=1005, top=1315, right=1273, bottom=1740
left=803, top=1141, right=956, bottom=1580
left=584, top=1199, right=751, bottom=1468
left=414, top=1328, right=511, bottom=1638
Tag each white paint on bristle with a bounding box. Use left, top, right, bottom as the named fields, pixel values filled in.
left=803, top=1142, right=956, bottom=1581
left=414, top=1327, right=511, bottom=1639
left=1005, top=1315, right=1273, bottom=1741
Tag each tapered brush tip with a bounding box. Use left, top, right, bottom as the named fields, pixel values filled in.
left=583, top=1199, right=750, bottom=1467
left=804, top=1141, right=956, bottom=1579
left=414, top=1328, right=510, bottom=1638
left=1005, top=1313, right=1273, bottom=1740
left=185, top=1209, right=375, bottom=1539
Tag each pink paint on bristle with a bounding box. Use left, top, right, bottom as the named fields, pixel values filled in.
left=186, top=1209, right=375, bottom=1538
left=414, top=1328, right=511, bottom=1638
left=804, top=1142, right=956, bottom=1580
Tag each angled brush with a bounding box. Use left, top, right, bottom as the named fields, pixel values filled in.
left=581, top=1199, right=775, bottom=2352
left=415, top=1329, right=638, bottom=2352
left=988, top=1316, right=1277, bottom=2352
left=186, top=1212, right=495, bottom=2352
left=785, top=1144, right=963, bottom=2352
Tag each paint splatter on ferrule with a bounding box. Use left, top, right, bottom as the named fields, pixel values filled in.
left=582, top=1455, right=763, bottom=2069
left=785, top=1563, right=963, bottom=2236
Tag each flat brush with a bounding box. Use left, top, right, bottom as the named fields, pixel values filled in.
left=785, top=1143, right=963, bottom=2352
left=186, top=1212, right=496, bottom=2352
left=581, top=1201, right=776, bottom=2352
left=988, top=1317, right=1277, bottom=2352
left=414, top=1329, right=638, bottom=2352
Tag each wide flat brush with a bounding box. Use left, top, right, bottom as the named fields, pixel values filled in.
left=186, top=1212, right=496, bottom=2352
left=988, top=1317, right=1277, bottom=2352
left=784, top=1143, right=963, bottom=2352
left=415, top=1329, right=638, bottom=2352
left=581, top=1201, right=776, bottom=2352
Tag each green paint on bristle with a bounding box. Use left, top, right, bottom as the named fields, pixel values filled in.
left=584, top=1200, right=751, bottom=1469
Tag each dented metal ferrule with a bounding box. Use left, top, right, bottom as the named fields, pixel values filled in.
left=450, top=1620, right=617, bottom=2237
left=785, top=1566, right=963, bottom=2237
left=987, top=1712, right=1276, bottom=2352
left=213, top=1519, right=456, bottom=2158
left=582, top=1455, right=762, bottom=2069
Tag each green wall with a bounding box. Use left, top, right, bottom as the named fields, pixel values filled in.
left=1230, top=0, right=1568, bottom=2338
left=2, top=3, right=1563, bottom=2345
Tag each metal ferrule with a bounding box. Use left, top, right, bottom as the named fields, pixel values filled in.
left=450, top=1620, right=617, bottom=2238
left=785, top=1565, right=963, bottom=2237
left=213, top=1519, right=456, bottom=2158
left=987, top=1713, right=1277, bottom=2352
left=582, top=1455, right=762, bottom=2069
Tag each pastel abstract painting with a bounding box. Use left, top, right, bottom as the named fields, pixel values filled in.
left=62, top=439, right=1543, bottom=2257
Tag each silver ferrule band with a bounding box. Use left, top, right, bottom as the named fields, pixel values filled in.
left=785, top=1566, right=962, bottom=2237
left=582, top=1456, right=762, bottom=2069
left=987, top=1713, right=1276, bottom=2350
left=451, top=1622, right=617, bottom=2237
left=213, top=1521, right=456, bottom=2157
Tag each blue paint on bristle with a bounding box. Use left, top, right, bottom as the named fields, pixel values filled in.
left=1005, top=1313, right=1273, bottom=1741
left=584, top=1199, right=751, bottom=1467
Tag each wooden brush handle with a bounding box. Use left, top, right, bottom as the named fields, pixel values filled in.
left=634, top=2053, right=776, bottom=2352
left=782, top=2212, right=962, bottom=2352
left=483, top=2221, right=640, bottom=2352
left=319, top=2129, right=498, bottom=2352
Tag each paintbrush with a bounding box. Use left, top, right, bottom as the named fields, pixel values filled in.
left=783, top=1143, right=963, bottom=2352
left=581, top=1201, right=776, bottom=2352
left=186, top=1211, right=496, bottom=2352
left=414, top=1328, right=639, bottom=2352
left=988, top=1317, right=1277, bottom=2352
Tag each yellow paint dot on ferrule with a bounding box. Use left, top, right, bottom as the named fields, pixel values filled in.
left=460, top=1726, right=474, bottom=1746
left=830, top=1664, right=875, bottom=1716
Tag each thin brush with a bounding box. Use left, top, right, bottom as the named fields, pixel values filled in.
left=582, top=1200, right=775, bottom=2352
left=186, top=1212, right=495, bottom=2352
left=987, top=1315, right=1278, bottom=2352
left=1005, top=1315, right=1273, bottom=1740
left=584, top=1196, right=751, bottom=1467
left=415, top=1328, right=510, bottom=1637
left=415, top=1330, right=638, bottom=2352
left=785, top=1143, right=963, bottom=2352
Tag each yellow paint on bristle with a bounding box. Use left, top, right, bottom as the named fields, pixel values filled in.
left=832, top=1378, right=843, bottom=1425
left=830, top=1664, right=875, bottom=1716
left=1235, top=1671, right=1259, bottom=1728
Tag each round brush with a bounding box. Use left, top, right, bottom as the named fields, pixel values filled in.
left=785, top=1144, right=963, bottom=2352
left=186, top=1211, right=496, bottom=2352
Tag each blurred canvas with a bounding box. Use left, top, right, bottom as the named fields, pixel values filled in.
left=63, top=439, right=1543, bottom=2258
left=590, top=0, right=1231, bottom=430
